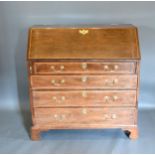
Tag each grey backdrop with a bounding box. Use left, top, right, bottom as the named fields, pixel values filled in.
left=1, top=2, right=155, bottom=153
left=0, top=1, right=155, bottom=111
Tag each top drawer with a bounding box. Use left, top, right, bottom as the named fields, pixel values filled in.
left=33, top=62, right=136, bottom=74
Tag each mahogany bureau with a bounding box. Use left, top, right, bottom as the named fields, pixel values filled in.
left=27, top=25, right=141, bottom=140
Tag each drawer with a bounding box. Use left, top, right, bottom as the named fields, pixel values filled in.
left=30, top=75, right=137, bottom=90
left=33, top=62, right=136, bottom=74
left=32, top=90, right=136, bottom=107
left=34, top=108, right=135, bottom=126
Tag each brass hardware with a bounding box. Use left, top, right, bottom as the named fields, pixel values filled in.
left=60, top=65, right=64, bottom=70
left=111, top=114, right=117, bottom=119
left=113, top=95, right=118, bottom=101
left=114, top=65, right=119, bottom=70
left=61, top=79, right=65, bottom=84
left=113, top=79, right=118, bottom=84
left=79, top=29, right=89, bottom=35
left=52, top=96, right=57, bottom=100
left=82, top=76, right=87, bottom=83
left=61, top=96, right=66, bottom=101
left=82, top=108, right=87, bottom=115
left=51, top=79, right=55, bottom=84
left=54, top=114, right=66, bottom=121
left=51, top=79, right=65, bottom=85
left=54, top=114, right=58, bottom=119
left=51, top=65, right=65, bottom=71
left=82, top=91, right=87, bottom=98
left=50, top=66, right=55, bottom=70
left=81, top=63, right=87, bottom=70
left=104, top=96, right=110, bottom=103
left=104, top=65, right=109, bottom=70
left=105, top=79, right=118, bottom=86
left=29, top=66, right=32, bottom=73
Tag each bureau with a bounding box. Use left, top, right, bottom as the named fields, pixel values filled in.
left=27, top=25, right=141, bottom=140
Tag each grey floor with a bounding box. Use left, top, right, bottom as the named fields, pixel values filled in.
left=0, top=109, right=155, bottom=154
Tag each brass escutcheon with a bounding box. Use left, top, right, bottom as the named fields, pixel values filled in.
left=81, top=63, right=87, bottom=70
left=82, top=108, right=87, bottom=115
left=113, top=95, right=118, bottom=101
left=82, top=76, right=87, bottom=83
left=82, top=91, right=87, bottom=98
left=79, top=29, right=89, bottom=35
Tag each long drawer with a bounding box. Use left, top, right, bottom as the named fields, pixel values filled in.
left=32, top=90, right=136, bottom=107
left=33, top=62, right=136, bottom=74
left=34, top=108, right=136, bottom=126
left=30, top=75, right=137, bottom=90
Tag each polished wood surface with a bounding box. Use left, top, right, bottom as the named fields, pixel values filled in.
left=33, top=61, right=136, bottom=74
left=27, top=25, right=141, bottom=140
left=30, top=75, right=137, bottom=90
left=32, top=90, right=136, bottom=107
left=34, top=108, right=135, bottom=125
left=27, top=26, right=140, bottom=60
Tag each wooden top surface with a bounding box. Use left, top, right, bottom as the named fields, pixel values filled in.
left=27, top=25, right=140, bottom=60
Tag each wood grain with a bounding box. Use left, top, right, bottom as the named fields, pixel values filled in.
left=32, top=90, right=137, bottom=107
left=27, top=25, right=141, bottom=140
left=30, top=75, right=137, bottom=90
left=34, top=107, right=135, bottom=126
left=27, top=26, right=140, bottom=60
left=33, top=61, right=136, bottom=74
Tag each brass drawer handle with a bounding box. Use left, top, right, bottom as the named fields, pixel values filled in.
left=113, top=79, right=118, bottom=84
left=50, top=65, right=65, bottom=71
left=103, top=114, right=117, bottom=120
left=61, top=96, right=66, bottom=101
left=53, top=114, right=66, bottom=121
left=104, top=96, right=110, bottom=103
left=52, top=96, right=66, bottom=103
left=52, top=96, right=57, bottom=100
left=54, top=114, right=58, bottom=119
left=104, top=65, right=109, bottom=70
left=50, top=65, right=55, bottom=70
left=60, top=65, right=65, bottom=70
left=61, top=79, right=65, bottom=84
left=113, top=95, right=118, bottom=101
left=105, top=79, right=118, bottom=85
left=79, top=29, right=89, bottom=35
left=111, top=114, right=117, bottom=119
left=104, top=95, right=118, bottom=103
left=51, top=79, right=56, bottom=84
left=114, top=65, right=119, bottom=70
left=103, top=64, right=119, bottom=71
left=51, top=79, right=65, bottom=85
left=104, top=114, right=109, bottom=120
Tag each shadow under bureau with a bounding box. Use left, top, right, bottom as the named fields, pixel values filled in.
left=27, top=25, right=141, bottom=140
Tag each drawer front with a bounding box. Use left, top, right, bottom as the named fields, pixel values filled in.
left=34, top=108, right=135, bottom=125
left=32, top=90, right=136, bottom=107
left=30, top=75, right=137, bottom=90
left=33, top=62, right=135, bottom=74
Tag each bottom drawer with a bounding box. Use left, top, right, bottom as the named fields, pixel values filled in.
left=34, top=108, right=136, bottom=126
